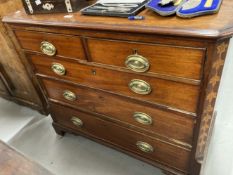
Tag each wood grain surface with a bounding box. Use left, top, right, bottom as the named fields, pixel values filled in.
left=3, top=2, right=233, bottom=174
left=0, top=63, right=14, bottom=95
left=42, top=77, right=196, bottom=147
left=0, top=0, right=45, bottom=112
left=29, top=54, right=200, bottom=113
left=0, top=78, right=9, bottom=96
left=87, top=38, right=205, bottom=80
left=3, top=0, right=233, bottom=38
left=15, top=30, right=86, bottom=60
left=196, top=41, right=229, bottom=163
left=50, top=102, right=191, bottom=173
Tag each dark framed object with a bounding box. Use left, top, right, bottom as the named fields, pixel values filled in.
left=22, top=0, right=88, bottom=14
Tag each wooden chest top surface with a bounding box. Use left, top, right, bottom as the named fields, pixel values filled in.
left=3, top=0, right=233, bottom=39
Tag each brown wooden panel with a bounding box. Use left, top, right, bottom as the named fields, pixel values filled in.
left=14, top=30, right=86, bottom=60
left=196, top=41, right=229, bottom=162
left=0, top=63, right=13, bottom=95
left=3, top=0, right=233, bottom=39
left=29, top=54, right=200, bottom=113
left=41, top=78, right=196, bottom=146
left=87, top=38, right=205, bottom=80
left=0, top=0, right=44, bottom=112
left=0, top=0, right=22, bottom=18
left=50, top=102, right=191, bottom=172
left=2, top=1, right=233, bottom=174
left=6, top=24, right=208, bottom=48
left=0, top=78, right=9, bottom=95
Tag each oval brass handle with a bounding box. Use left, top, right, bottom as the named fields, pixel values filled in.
left=71, top=117, right=83, bottom=127
left=125, top=54, right=150, bottom=73
left=63, top=90, right=76, bottom=101
left=136, top=141, right=154, bottom=153
left=133, top=112, right=152, bottom=125
left=51, top=63, right=66, bottom=76
left=129, top=79, right=151, bottom=95
left=40, top=41, right=56, bottom=56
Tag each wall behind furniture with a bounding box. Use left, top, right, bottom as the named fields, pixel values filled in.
left=202, top=38, right=233, bottom=175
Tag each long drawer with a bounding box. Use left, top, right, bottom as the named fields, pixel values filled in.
left=29, top=54, right=200, bottom=113
left=87, top=38, right=205, bottom=80
left=41, top=78, right=195, bottom=146
left=50, top=102, right=191, bottom=172
left=14, top=30, right=86, bottom=60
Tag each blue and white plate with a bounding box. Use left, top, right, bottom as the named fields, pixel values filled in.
left=146, top=0, right=186, bottom=16
left=177, top=0, right=223, bottom=18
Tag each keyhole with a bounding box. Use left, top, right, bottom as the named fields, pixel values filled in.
left=133, top=49, right=138, bottom=55
left=91, top=69, right=96, bottom=75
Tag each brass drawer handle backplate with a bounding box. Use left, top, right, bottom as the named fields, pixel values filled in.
left=71, top=117, right=83, bottom=127
left=40, top=41, right=56, bottom=56
left=63, top=90, right=76, bottom=101
left=136, top=141, right=154, bottom=153
left=51, top=62, right=66, bottom=76
left=129, top=79, right=152, bottom=95
left=133, top=112, right=152, bottom=125
left=125, top=54, right=150, bottom=73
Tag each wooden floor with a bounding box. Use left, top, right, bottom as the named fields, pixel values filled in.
left=0, top=140, right=53, bottom=175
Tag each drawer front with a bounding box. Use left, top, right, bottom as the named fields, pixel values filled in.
left=14, top=30, right=86, bottom=60
left=30, top=54, right=200, bottom=113
left=50, top=102, right=191, bottom=172
left=87, top=38, right=205, bottom=80
left=42, top=78, right=195, bottom=145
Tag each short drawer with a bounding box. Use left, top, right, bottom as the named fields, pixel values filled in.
left=42, top=78, right=195, bottom=146
left=29, top=54, right=200, bottom=113
left=14, top=30, right=86, bottom=60
left=87, top=38, right=205, bottom=80
left=50, top=102, right=191, bottom=172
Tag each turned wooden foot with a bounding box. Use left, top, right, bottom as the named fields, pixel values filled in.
left=52, top=123, right=65, bottom=136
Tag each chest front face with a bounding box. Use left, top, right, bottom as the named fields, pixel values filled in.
left=5, top=19, right=230, bottom=175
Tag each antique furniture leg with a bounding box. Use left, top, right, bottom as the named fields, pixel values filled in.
left=52, top=122, right=66, bottom=136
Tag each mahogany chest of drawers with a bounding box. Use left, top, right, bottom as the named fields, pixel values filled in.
left=3, top=1, right=233, bottom=174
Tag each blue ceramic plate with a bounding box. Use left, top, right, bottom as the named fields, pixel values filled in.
left=177, top=0, right=223, bottom=18
left=146, top=0, right=186, bottom=16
